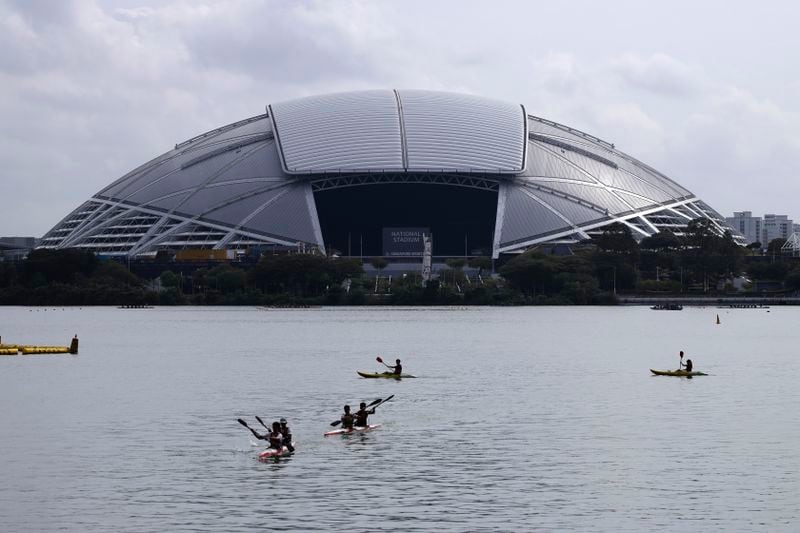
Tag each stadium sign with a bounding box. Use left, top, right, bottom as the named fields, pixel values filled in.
left=383, top=227, right=430, bottom=257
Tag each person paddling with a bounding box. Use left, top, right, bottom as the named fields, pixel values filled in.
left=376, top=356, right=403, bottom=376
left=684, top=358, right=693, bottom=373
left=355, top=402, right=375, bottom=427
left=341, top=405, right=355, bottom=430
left=268, top=421, right=283, bottom=450
left=279, top=418, right=294, bottom=452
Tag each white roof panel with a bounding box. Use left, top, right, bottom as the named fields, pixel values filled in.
left=269, top=90, right=527, bottom=174
left=399, top=90, right=526, bottom=173
left=270, top=90, right=404, bottom=173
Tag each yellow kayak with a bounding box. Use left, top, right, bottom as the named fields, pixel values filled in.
left=650, top=369, right=707, bottom=377
left=356, top=371, right=416, bottom=379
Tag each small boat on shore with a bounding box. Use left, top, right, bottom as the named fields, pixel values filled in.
left=650, top=304, right=683, bottom=310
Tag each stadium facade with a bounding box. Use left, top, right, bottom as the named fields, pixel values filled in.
left=39, top=90, right=741, bottom=258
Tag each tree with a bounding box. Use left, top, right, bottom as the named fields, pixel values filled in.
left=445, top=258, right=466, bottom=270
left=23, top=248, right=98, bottom=284
left=160, top=270, right=181, bottom=289
left=785, top=269, right=800, bottom=291
left=640, top=230, right=682, bottom=252
left=767, top=238, right=787, bottom=256
left=92, top=261, right=142, bottom=287
left=468, top=256, right=492, bottom=271
left=207, top=265, right=246, bottom=293
left=370, top=257, right=388, bottom=271
left=685, top=217, right=718, bottom=252
left=248, top=254, right=363, bottom=297
left=593, top=223, right=639, bottom=259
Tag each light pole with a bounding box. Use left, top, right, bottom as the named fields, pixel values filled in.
left=613, top=266, right=617, bottom=296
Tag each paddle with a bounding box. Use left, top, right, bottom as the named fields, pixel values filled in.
left=329, top=397, right=385, bottom=427
left=258, top=415, right=295, bottom=453
left=376, top=355, right=394, bottom=370
left=238, top=418, right=264, bottom=441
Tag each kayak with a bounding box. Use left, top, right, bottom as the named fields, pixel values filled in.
left=650, top=369, right=708, bottom=377
left=356, top=371, right=416, bottom=379
left=258, top=443, right=295, bottom=460
left=324, top=424, right=383, bottom=437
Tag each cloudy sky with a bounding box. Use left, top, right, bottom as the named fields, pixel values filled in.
left=1, top=0, right=799, bottom=236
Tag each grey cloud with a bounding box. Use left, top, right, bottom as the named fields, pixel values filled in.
left=2, top=0, right=800, bottom=236
left=610, top=53, right=704, bottom=97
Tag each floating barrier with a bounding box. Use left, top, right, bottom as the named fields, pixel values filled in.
left=0, top=336, right=79, bottom=355
left=20, top=346, right=71, bottom=355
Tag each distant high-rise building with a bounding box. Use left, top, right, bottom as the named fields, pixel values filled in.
left=0, top=236, right=37, bottom=260
left=726, top=211, right=762, bottom=244
left=725, top=212, right=795, bottom=246
left=762, top=214, right=794, bottom=245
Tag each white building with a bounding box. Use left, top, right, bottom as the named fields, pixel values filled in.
left=726, top=211, right=762, bottom=244
left=762, top=214, right=794, bottom=245
left=726, top=212, right=795, bottom=246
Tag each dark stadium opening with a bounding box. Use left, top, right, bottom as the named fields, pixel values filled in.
left=314, top=183, right=498, bottom=257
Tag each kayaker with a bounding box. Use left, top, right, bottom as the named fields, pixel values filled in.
left=391, top=358, right=402, bottom=375
left=268, top=421, right=283, bottom=450
left=341, top=405, right=355, bottom=430
left=355, top=402, right=375, bottom=427
left=279, top=418, right=294, bottom=452
left=684, top=358, right=693, bottom=373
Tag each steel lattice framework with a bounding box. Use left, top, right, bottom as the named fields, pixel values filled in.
left=39, top=90, right=743, bottom=257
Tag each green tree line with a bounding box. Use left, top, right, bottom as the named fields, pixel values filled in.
left=2, top=218, right=799, bottom=306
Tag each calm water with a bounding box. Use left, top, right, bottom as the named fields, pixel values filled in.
left=1, top=305, right=798, bottom=532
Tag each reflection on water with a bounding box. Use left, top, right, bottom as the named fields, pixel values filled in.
left=1, top=305, right=799, bottom=531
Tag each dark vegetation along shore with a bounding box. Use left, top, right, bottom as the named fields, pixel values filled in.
left=2, top=219, right=799, bottom=306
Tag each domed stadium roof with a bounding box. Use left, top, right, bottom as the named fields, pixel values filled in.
left=40, top=89, right=740, bottom=257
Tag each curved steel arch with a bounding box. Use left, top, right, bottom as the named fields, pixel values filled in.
left=310, top=172, right=500, bottom=192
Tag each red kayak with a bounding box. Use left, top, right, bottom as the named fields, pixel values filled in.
left=324, top=424, right=382, bottom=437
left=258, top=443, right=295, bottom=460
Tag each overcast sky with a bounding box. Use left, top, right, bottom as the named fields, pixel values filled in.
left=2, top=0, right=799, bottom=237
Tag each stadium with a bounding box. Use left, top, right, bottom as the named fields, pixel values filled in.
left=39, top=89, right=739, bottom=260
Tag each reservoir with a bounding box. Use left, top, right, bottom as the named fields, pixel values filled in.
left=1, top=306, right=798, bottom=531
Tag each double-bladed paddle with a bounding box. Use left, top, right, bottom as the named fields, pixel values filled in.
left=237, top=418, right=264, bottom=440
left=329, top=396, right=388, bottom=427
left=257, top=415, right=295, bottom=452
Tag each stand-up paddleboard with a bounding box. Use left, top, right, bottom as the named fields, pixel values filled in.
left=356, top=371, right=416, bottom=379
left=650, top=369, right=707, bottom=377
left=324, top=424, right=382, bottom=437
left=258, top=443, right=296, bottom=460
